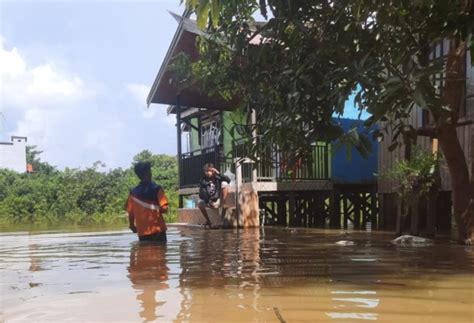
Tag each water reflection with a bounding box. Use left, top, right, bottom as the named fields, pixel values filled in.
left=174, top=228, right=263, bottom=321
left=177, top=229, right=261, bottom=288
left=127, top=242, right=169, bottom=322
left=1, top=227, right=473, bottom=322
left=173, top=228, right=387, bottom=321
left=28, top=243, right=42, bottom=272
left=169, top=227, right=474, bottom=322
left=328, top=289, right=379, bottom=321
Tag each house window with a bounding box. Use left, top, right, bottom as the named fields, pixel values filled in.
left=185, top=132, right=192, bottom=153
left=201, top=120, right=220, bottom=149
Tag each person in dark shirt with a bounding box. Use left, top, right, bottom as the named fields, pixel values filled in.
left=198, top=163, right=230, bottom=228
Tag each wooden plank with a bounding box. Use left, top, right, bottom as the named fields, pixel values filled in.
left=178, top=187, right=199, bottom=195
left=253, top=180, right=333, bottom=192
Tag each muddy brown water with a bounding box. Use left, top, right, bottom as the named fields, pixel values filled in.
left=0, top=226, right=473, bottom=322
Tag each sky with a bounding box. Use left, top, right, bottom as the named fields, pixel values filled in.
left=0, top=0, right=365, bottom=170
left=0, top=0, right=182, bottom=169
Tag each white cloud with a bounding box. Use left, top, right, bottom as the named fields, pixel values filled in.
left=0, top=41, right=92, bottom=109
left=0, top=46, right=26, bottom=78
left=27, top=65, right=85, bottom=97
left=0, top=39, right=97, bottom=167
left=0, top=38, right=176, bottom=169
left=125, top=82, right=174, bottom=126
left=126, top=82, right=156, bottom=118
left=126, top=83, right=149, bottom=104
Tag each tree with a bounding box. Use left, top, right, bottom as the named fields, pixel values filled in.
left=183, top=0, right=474, bottom=243
left=26, top=145, right=56, bottom=175
left=0, top=150, right=179, bottom=225
left=132, top=150, right=179, bottom=191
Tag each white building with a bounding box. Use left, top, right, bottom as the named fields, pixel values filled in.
left=0, top=136, right=27, bottom=173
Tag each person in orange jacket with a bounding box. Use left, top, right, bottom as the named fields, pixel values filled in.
left=125, top=161, right=168, bottom=242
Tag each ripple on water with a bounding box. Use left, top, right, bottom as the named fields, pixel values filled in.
left=0, top=227, right=473, bottom=322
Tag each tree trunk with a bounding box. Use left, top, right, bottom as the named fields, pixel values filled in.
left=437, top=126, right=473, bottom=243
left=438, top=39, right=474, bottom=244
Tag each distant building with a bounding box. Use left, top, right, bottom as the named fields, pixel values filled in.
left=0, top=136, right=28, bottom=173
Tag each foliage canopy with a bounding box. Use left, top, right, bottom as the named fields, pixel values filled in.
left=0, top=148, right=178, bottom=226
left=181, top=0, right=473, bottom=157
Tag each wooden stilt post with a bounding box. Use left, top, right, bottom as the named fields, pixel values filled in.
left=277, top=194, right=287, bottom=226
left=251, top=110, right=258, bottom=183
left=396, top=193, right=403, bottom=236
left=426, top=138, right=440, bottom=238
left=361, top=193, right=368, bottom=229
left=176, top=96, right=183, bottom=210
left=309, top=195, right=315, bottom=227
left=235, top=158, right=242, bottom=229
left=426, top=191, right=437, bottom=238
left=288, top=191, right=296, bottom=227
left=329, top=189, right=340, bottom=229
left=410, top=196, right=420, bottom=235
left=343, top=193, right=349, bottom=229
left=176, top=96, right=182, bottom=189
left=354, top=193, right=361, bottom=229
left=371, top=189, right=378, bottom=230
left=379, top=194, right=385, bottom=230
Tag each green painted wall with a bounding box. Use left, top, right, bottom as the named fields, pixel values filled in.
left=222, top=110, right=246, bottom=161
left=190, top=118, right=200, bottom=152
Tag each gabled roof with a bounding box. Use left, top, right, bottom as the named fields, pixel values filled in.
left=147, top=12, right=237, bottom=111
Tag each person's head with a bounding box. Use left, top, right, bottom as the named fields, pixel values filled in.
left=202, top=163, right=215, bottom=178
left=134, top=161, right=152, bottom=182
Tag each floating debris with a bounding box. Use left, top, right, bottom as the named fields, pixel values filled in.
left=335, top=240, right=355, bottom=246
left=391, top=235, right=434, bottom=247
left=273, top=307, right=286, bottom=323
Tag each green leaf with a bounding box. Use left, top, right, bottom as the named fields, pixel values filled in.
left=196, top=1, right=210, bottom=29
left=210, top=0, right=219, bottom=28
left=413, top=87, right=427, bottom=108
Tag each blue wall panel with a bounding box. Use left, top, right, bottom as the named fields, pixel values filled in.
left=330, top=118, right=377, bottom=184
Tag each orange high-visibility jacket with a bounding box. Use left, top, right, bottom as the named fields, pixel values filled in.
left=126, top=182, right=168, bottom=236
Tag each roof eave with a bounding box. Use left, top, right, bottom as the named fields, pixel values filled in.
left=146, top=10, right=194, bottom=107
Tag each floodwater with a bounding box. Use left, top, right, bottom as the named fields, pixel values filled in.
left=1, top=226, right=473, bottom=322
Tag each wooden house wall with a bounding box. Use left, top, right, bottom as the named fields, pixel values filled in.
left=378, top=46, right=474, bottom=194
left=378, top=114, right=473, bottom=194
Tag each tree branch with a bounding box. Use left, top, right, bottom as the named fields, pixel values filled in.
left=416, top=119, right=473, bottom=138
left=416, top=126, right=438, bottom=137
left=455, top=119, right=474, bottom=127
